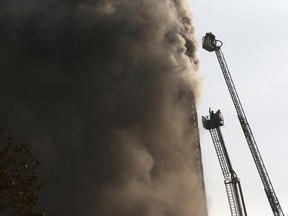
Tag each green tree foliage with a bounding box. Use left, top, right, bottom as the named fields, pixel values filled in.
left=0, top=131, right=47, bottom=216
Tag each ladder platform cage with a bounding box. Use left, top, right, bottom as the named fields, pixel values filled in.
left=202, top=109, right=224, bottom=130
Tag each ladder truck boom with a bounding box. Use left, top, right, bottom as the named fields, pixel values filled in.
left=202, top=32, right=284, bottom=216
left=203, top=109, right=247, bottom=216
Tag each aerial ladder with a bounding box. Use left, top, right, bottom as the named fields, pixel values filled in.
left=202, top=109, right=247, bottom=216
left=202, top=32, right=284, bottom=216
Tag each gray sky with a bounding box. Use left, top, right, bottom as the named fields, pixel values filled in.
left=189, top=1, right=288, bottom=216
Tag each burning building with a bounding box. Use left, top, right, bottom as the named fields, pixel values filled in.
left=0, top=0, right=207, bottom=215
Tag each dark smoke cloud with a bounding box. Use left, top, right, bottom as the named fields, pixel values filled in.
left=0, top=0, right=205, bottom=215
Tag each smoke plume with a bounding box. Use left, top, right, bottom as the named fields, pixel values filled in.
left=0, top=0, right=206, bottom=215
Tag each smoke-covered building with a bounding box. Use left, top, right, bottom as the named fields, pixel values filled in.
left=0, top=0, right=207, bottom=215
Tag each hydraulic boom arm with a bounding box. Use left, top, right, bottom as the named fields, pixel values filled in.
left=203, top=109, right=247, bottom=216
left=202, top=32, right=284, bottom=216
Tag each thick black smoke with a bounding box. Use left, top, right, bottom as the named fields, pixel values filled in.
left=0, top=0, right=205, bottom=215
